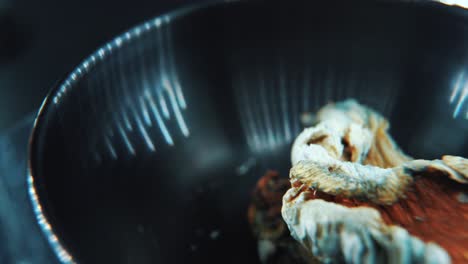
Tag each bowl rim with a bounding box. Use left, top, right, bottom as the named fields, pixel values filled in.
left=26, top=1, right=237, bottom=263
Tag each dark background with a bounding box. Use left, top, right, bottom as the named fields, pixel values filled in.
left=0, top=0, right=193, bottom=130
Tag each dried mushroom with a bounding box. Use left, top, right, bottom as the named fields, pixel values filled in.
left=248, top=171, right=316, bottom=264
left=282, top=100, right=468, bottom=264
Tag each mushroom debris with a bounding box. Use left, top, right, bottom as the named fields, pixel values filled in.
left=248, top=170, right=317, bottom=264
left=282, top=99, right=468, bottom=264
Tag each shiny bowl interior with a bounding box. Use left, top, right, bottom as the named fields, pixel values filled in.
left=29, top=0, right=468, bottom=263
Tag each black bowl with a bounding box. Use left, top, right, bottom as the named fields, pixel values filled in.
left=28, top=0, right=468, bottom=263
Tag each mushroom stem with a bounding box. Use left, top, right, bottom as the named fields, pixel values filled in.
left=290, top=156, right=468, bottom=205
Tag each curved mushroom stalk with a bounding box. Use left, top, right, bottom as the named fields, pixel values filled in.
left=290, top=155, right=468, bottom=205
left=289, top=159, right=413, bottom=205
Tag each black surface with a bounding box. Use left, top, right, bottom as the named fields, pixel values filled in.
left=29, top=0, right=468, bottom=263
